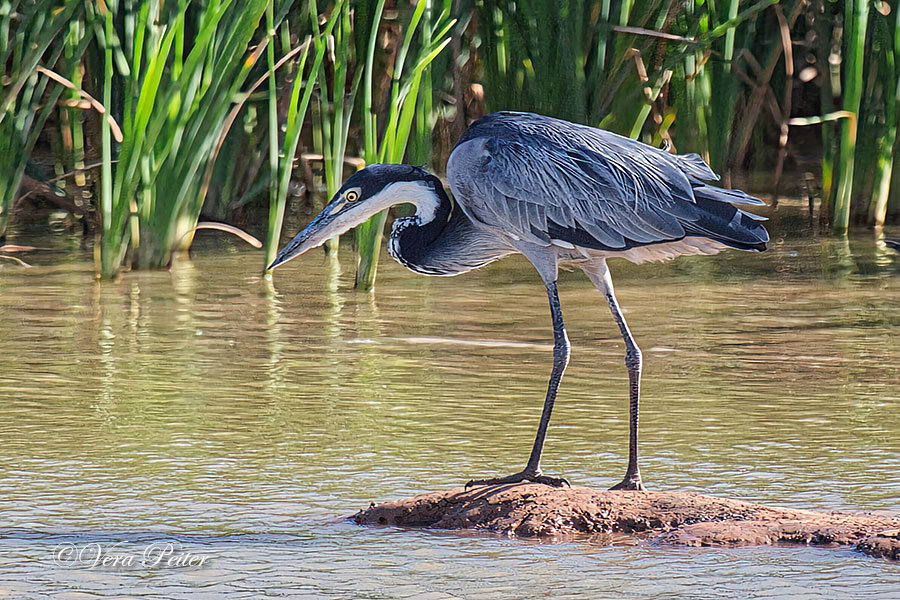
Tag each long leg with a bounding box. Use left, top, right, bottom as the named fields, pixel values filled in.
left=585, top=262, right=646, bottom=491
left=465, top=281, right=571, bottom=488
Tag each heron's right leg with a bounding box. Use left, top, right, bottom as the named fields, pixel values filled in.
left=465, top=280, right=571, bottom=489
left=584, top=262, right=646, bottom=491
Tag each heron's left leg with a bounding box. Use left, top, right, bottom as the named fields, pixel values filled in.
left=584, top=262, right=646, bottom=491
left=464, top=280, right=571, bottom=489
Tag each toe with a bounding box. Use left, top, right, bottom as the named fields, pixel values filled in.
left=609, top=477, right=645, bottom=491
left=534, top=475, right=570, bottom=488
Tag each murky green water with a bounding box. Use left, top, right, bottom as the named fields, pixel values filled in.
left=1, top=212, right=899, bottom=598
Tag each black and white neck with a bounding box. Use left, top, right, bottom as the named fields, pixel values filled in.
left=385, top=176, right=454, bottom=275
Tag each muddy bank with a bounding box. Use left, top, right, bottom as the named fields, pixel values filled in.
left=354, top=484, right=900, bottom=560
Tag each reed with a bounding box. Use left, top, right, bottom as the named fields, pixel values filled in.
left=8, top=0, right=900, bottom=271
left=56, top=17, right=88, bottom=200
left=354, top=0, right=454, bottom=290
left=263, top=1, right=340, bottom=272
left=474, top=0, right=771, bottom=176
left=867, top=4, right=899, bottom=228
left=312, top=0, right=360, bottom=257
left=99, top=0, right=114, bottom=276
left=832, top=0, right=868, bottom=234
left=98, top=0, right=269, bottom=278
left=0, top=0, right=82, bottom=241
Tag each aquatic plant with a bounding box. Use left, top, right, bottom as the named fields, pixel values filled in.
left=6, top=0, right=900, bottom=280
left=868, top=1, right=900, bottom=228
left=311, top=0, right=360, bottom=258
left=354, top=0, right=455, bottom=290
left=0, top=0, right=84, bottom=240
left=98, top=0, right=269, bottom=278
left=263, top=0, right=341, bottom=272
left=831, top=0, right=868, bottom=234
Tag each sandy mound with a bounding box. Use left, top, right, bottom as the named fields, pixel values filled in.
left=354, top=484, right=900, bottom=560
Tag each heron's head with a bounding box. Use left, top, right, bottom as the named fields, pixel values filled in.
left=268, top=164, right=442, bottom=270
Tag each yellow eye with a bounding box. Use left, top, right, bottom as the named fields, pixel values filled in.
left=345, top=190, right=359, bottom=202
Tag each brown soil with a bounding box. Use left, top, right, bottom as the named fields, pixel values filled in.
left=353, top=484, right=900, bottom=560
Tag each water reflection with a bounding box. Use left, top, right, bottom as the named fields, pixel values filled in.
left=0, top=216, right=898, bottom=597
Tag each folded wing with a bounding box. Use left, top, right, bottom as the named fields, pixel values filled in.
left=447, top=112, right=768, bottom=254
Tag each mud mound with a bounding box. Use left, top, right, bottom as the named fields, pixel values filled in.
left=354, top=484, right=900, bottom=560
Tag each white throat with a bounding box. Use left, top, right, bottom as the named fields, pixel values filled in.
left=374, top=180, right=442, bottom=223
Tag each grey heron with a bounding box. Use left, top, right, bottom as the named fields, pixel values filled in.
left=269, top=111, right=768, bottom=491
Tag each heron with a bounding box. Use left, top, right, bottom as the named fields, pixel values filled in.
left=269, top=111, right=768, bottom=491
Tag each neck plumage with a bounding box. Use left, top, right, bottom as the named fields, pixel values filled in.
left=387, top=175, right=514, bottom=276
left=387, top=176, right=454, bottom=275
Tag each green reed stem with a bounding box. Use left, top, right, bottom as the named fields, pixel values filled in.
left=833, top=0, right=868, bottom=234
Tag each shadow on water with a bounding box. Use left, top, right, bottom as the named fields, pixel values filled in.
left=0, top=206, right=899, bottom=597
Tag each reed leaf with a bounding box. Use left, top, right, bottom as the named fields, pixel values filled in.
left=98, top=0, right=269, bottom=277
left=354, top=0, right=455, bottom=290
left=0, top=0, right=82, bottom=241
left=868, top=5, right=899, bottom=227
left=264, top=1, right=343, bottom=272
left=833, top=0, right=868, bottom=234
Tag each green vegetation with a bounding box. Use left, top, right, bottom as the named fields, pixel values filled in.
left=262, top=1, right=338, bottom=271
left=355, top=0, right=454, bottom=290
left=97, top=0, right=269, bottom=278
left=1, top=0, right=83, bottom=240
left=2, top=0, right=899, bottom=284
left=310, top=0, right=358, bottom=258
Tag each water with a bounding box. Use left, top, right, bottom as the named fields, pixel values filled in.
left=1, top=213, right=899, bottom=598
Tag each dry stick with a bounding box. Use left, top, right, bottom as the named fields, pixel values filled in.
left=611, top=25, right=695, bottom=44
left=731, top=0, right=805, bottom=169
left=734, top=64, right=760, bottom=89
left=765, top=86, right=785, bottom=124
left=684, top=51, right=712, bottom=83
left=171, top=221, right=263, bottom=250
left=788, top=110, right=857, bottom=134
left=15, top=161, right=111, bottom=206
left=36, top=66, right=123, bottom=143
left=741, top=47, right=764, bottom=78
left=14, top=174, right=83, bottom=216
left=625, top=48, right=672, bottom=136
left=0, top=255, right=32, bottom=267
left=0, top=244, right=48, bottom=252
left=193, top=222, right=262, bottom=247
left=770, top=4, right=794, bottom=207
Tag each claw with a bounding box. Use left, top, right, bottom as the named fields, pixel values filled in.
left=609, top=474, right=645, bottom=491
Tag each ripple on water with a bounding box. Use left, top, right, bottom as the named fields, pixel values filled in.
left=0, top=224, right=899, bottom=597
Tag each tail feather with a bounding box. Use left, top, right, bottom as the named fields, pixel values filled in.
left=685, top=184, right=769, bottom=251
left=695, top=185, right=767, bottom=206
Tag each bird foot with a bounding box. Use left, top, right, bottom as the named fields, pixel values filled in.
left=609, top=473, right=645, bottom=491
left=465, top=470, right=570, bottom=489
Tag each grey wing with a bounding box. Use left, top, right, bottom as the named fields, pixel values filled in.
left=447, top=132, right=767, bottom=252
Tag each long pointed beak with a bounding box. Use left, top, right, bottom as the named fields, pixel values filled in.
left=268, top=189, right=393, bottom=270
left=267, top=209, right=337, bottom=270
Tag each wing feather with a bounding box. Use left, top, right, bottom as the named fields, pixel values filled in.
left=447, top=112, right=766, bottom=253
